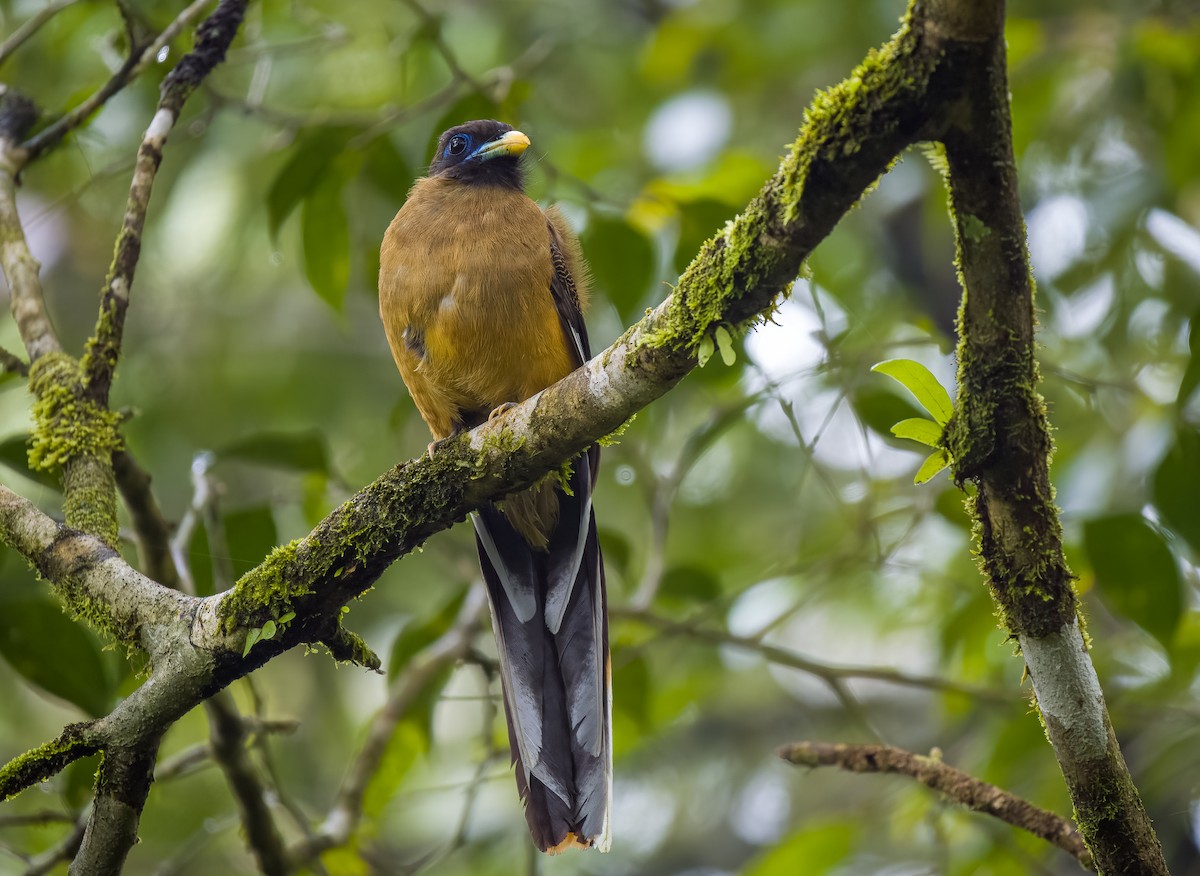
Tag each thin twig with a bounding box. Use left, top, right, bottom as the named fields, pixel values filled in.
left=289, top=587, right=486, bottom=864
left=21, top=0, right=217, bottom=162
left=630, top=396, right=759, bottom=608
left=0, top=94, right=60, bottom=362
left=168, top=450, right=217, bottom=595
left=154, top=743, right=212, bottom=782
left=81, top=0, right=241, bottom=405
left=0, top=0, right=84, bottom=68
left=113, top=449, right=178, bottom=588
left=22, top=811, right=87, bottom=876
left=0, top=811, right=75, bottom=828
left=398, top=0, right=483, bottom=91
left=615, top=607, right=1010, bottom=702
left=205, top=692, right=288, bottom=876
left=778, top=741, right=1094, bottom=870
left=0, top=345, right=29, bottom=376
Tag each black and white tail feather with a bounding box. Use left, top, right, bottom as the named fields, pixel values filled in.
left=473, top=449, right=611, bottom=852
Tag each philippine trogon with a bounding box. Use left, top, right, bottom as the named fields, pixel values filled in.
left=378, top=120, right=611, bottom=853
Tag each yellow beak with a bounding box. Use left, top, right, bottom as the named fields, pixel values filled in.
left=476, top=130, right=531, bottom=160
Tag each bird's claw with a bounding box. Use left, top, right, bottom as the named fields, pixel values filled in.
left=426, top=429, right=463, bottom=460
left=488, top=402, right=518, bottom=421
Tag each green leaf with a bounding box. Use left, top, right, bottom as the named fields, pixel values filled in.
left=242, top=626, right=261, bottom=657
left=386, top=589, right=468, bottom=678
left=0, top=433, right=60, bottom=489
left=1084, top=513, right=1183, bottom=650
left=222, top=505, right=279, bottom=582
left=613, top=654, right=650, bottom=731
left=278, top=611, right=296, bottom=624
left=914, top=448, right=950, bottom=484
left=0, top=597, right=115, bottom=716
left=259, top=619, right=277, bottom=641
left=714, top=325, right=736, bottom=365
left=851, top=386, right=924, bottom=437
left=673, top=197, right=737, bottom=275
left=697, top=334, right=715, bottom=367
left=743, top=819, right=856, bottom=876
left=890, top=417, right=942, bottom=447
left=580, top=213, right=656, bottom=321
left=301, top=169, right=351, bottom=312
left=361, top=136, right=413, bottom=202
left=217, top=430, right=331, bottom=474
left=1153, top=426, right=1200, bottom=555
left=267, top=128, right=355, bottom=239
left=658, top=565, right=721, bottom=604
left=871, top=359, right=954, bottom=425
left=361, top=719, right=427, bottom=821
left=1178, top=311, right=1200, bottom=404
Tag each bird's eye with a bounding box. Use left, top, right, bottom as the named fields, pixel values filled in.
left=447, top=135, right=469, bottom=156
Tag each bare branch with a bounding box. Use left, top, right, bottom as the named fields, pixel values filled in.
left=0, top=345, right=29, bottom=377
left=20, top=0, right=218, bottom=163
left=113, top=449, right=178, bottom=588
left=615, top=607, right=1010, bottom=702
left=0, top=93, right=59, bottom=363
left=23, top=812, right=87, bottom=876
left=291, top=588, right=486, bottom=863
left=82, top=0, right=246, bottom=406
left=778, top=741, right=1093, bottom=870
left=206, top=693, right=288, bottom=876
left=0, top=0, right=84, bottom=68
left=0, top=811, right=76, bottom=828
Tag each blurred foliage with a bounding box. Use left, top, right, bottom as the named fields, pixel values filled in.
left=1, top=0, right=1199, bottom=874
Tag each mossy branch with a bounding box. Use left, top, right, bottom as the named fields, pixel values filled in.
left=0, top=723, right=99, bottom=802
left=937, top=7, right=1169, bottom=874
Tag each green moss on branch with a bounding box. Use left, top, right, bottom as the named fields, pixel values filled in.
left=0, top=723, right=99, bottom=802
left=28, top=352, right=122, bottom=547
left=646, top=0, right=941, bottom=358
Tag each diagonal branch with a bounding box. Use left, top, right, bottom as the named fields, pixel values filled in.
left=205, top=692, right=288, bottom=876
left=20, top=0, right=218, bottom=163
left=778, top=741, right=1093, bottom=869
left=0, top=93, right=59, bottom=362
left=82, top=0, right=245, bottom=406
left=615, top=607, right=1011, bottom=702
left=112, top=449, right=179, bottom=589
left=0, top=0, right=84, bottom=68
left=290, top=588, right=486, bottom=863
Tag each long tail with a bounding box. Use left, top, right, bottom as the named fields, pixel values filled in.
left=473, top=448, right=611, bottom=853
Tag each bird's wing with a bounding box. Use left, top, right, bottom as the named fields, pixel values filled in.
left=545, top=210, right=591, bottom=366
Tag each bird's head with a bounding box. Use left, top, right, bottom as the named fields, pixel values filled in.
left=428, top=120, right=530, bottom=190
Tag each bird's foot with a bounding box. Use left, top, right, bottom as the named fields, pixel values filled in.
left=488, top=402, right=518, bottom=421
left=426, top=427, right=465, bottom=460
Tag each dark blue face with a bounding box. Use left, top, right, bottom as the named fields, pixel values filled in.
left=428, top=119, right=526, bottom=190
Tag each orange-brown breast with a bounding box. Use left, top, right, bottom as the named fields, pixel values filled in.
left=379, top=177, right=576, bottom=440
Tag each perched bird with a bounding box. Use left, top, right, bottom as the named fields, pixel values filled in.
left=378, top=120, right=611, bottom=853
